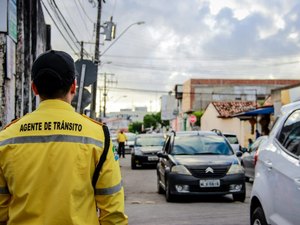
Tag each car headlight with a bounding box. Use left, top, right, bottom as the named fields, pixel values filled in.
left=171, top=165, right=191, bottom=175
left=227, top=162, right=244, bottom=175
left=134, top=148, right=143, bottom=156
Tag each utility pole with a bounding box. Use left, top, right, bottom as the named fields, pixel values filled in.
left=80, top=41, right=84, bottom=59
left=100, top=72, right=116, bottom=118
left=91, top=0, right=103, bottom=119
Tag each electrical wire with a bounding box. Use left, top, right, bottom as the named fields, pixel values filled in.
left=76, top=0, right=95, bottom=24
left=74, top=0, right=93, bottom=34
left=48, top=0, right=91, bottom=58
left=41, top=0, right=78, bottom=54
left=49, top=0, right=79, bottom=47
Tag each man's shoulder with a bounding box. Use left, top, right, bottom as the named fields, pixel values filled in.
left=80, top=114, right=105, bottom=127
left=2, top=118, right=21, bottom=130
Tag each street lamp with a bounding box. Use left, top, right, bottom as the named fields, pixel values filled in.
left=97, top=21, right=145, bottom=119
left=100, top=61, right=112, bottom=67
left=100, top=21, right=145, bottom=57
left=113, top=95, right=127, bottom=103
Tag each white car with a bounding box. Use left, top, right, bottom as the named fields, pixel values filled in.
left=250, top=101, right=300, bottom=225
left=223, top=133, right=242, bottom=153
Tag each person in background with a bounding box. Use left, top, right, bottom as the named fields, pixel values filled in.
left=248, top=138, right=254, bottom=150
left=0, top=50, right=128, bottom=225
left=255, top=129, right=261, bottom=139
left=117, top=130, right=127, bottom=158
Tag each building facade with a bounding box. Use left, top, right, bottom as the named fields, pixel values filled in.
left=172, top=79, right=300, bottom=131
left=0, top=0, right=49, bottom=128
left=182, top=79, right=300, bottom=112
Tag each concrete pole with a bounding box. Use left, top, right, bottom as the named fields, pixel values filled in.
left=91, top=0, right=102, bottom=119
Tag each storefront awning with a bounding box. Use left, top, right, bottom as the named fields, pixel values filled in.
left=234, top=106, right=274, bottom=117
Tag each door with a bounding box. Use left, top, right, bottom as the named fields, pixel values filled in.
left=272, top=110, right=300, bottom=225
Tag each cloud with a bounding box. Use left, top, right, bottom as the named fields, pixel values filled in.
left=45, top=0, right=300, bottom=112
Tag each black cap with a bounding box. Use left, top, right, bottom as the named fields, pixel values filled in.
left=32, top=50, right=77, bottom=85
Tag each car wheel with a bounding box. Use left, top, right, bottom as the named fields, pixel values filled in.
left=131, top=156, right=137, bottom=169
left=157, top=176, right=164, bottom=194
left=165, top=179, right=175, bottom=202
left=232, top=192, right=246, bottom=202
left=244, top=175, right=250, bottom=182
left=251, top=206, right=268, bottom=225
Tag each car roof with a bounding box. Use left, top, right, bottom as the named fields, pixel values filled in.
left=170, top=130, right=219, bottom=137
left=136, top=133, right=165, bottom=137
left=280, top=101, right=300, bottom=116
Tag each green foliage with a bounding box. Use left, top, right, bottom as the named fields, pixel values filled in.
left=128, top=122, right=143, bottom=133
left=144, top=114, right=157, bottom=129
left=143, top=112, right=169, bottom=131
left=192, top=110, right=204, bottom=127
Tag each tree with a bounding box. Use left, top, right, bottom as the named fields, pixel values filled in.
left=192, top=110, right=204, bottom=127
left=128, top=122, right=143, bottom=134
left=143, top=112, right=169, bottom=132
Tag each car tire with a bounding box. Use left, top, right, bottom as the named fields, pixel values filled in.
left=251, top=206, right=268, bottom=225
left=232, top=192, right=246, bottom=202
left=232, top=185, right=246, bottom=202
left=131, top=156, right=137, bottom=169
left=165, top=179, right=175, bottom=202
left=245, top=176, right=250, bottom=182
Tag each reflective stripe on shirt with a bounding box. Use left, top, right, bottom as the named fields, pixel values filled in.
left=0, top=135, right=103, bottom=148
left=95, top=181, right=122, bottom=195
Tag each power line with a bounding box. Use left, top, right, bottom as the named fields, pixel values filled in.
left=47, top=0, right=91, bottom=57
left=49, top=0, right=79, bottom=47
left=76, top=0, right=95, bottom=24
left=74, top=0, right=93, bottom=34
left=109, top=86, right=169, bottom=94
left=41, top=0, right=78, bottom=54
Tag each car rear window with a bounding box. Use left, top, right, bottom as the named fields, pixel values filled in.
left=171, top=135, right=233, bottom=155
left=224, top=134, right=239, bottom=144
left=135, top=136, right=165, bottom=147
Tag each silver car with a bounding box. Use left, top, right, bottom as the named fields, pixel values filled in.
left=250, top=101, right=300, bottom=225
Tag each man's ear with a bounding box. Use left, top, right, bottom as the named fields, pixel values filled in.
left=70, top=79, right=76, bottom=94
left=31, top=82, right=39, bottom=95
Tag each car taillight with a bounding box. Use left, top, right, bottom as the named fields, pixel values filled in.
left=254, top=150, right=259, bottom=166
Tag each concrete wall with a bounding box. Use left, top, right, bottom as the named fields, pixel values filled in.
left=0, top=0, right=48, bottom=128
left=0, top=34, right=6, bottom=129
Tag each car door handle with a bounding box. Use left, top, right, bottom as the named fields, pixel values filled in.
left=264, top=160, right=272, bottom=170
left=294, top=178, right=300, bottom=190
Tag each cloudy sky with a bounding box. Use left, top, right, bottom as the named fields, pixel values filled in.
left=42, top=0, right=300, bottom=114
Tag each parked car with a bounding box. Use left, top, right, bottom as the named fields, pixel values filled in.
left=124, top=132, right=136, bottom=154
left=250, top=101, right=300, bottom=225
left=157, top=130, right=245, bottom=202
left=131, top=133, right=165, bottom=169
left=240, top=135, right=268, bottom=181
left=223, top=132, right=243, bottom=154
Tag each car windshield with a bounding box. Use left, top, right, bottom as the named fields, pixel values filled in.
left=126, top=133, right=136, bottom=142
left=224, top=135, right=239, bottom=144
left=171, top=135, right=233, bottom=155
left=135, top=136, right=165, bottom=147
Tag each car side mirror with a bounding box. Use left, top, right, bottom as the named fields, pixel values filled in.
left=157, top=151, right=168, bottom=159
left=236, top=151, right=243, bottom=157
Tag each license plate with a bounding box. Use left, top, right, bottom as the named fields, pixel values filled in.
left=200, top=179, right=220, bottom=187
left=148, top=156, right=158, bottom=161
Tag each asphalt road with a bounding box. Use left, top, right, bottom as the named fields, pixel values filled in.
left=120, top=156, right=252, bottom=225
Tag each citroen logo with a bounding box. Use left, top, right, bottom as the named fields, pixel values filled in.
left=205, top=167, right=214, bottom=173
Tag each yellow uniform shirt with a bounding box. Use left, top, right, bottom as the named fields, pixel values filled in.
left=0, top=100, right=128, bottom=225
left=117, top=133, right=127, bottom=143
